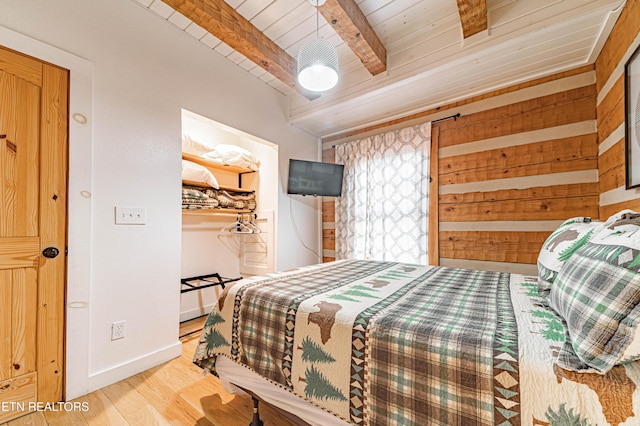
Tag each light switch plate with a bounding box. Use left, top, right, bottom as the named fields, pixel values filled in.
left=115, top=207, right=146, bottom=225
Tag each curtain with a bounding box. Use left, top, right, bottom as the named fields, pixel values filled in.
left=335, top=122, right=431, bottom=264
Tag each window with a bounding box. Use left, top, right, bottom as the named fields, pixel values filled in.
left=335, top=122, right=431, bottom=264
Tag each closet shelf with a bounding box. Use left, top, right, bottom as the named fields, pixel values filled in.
left=182, top=208, right=253, bottom=216
left=182, top=152, right=255, bottom=175
left=182, top=179, right=253, bottom=194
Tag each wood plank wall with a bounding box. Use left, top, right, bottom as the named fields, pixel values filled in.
left=321, top=148, right=336, bottom=262
left=321, top=67, right=600, bottom=273
left=435, top=75, right=599, bottom=274
left=595, top=0, right=640, bottom=218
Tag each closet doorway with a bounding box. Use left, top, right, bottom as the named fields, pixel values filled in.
left=179, top=109, right=278, bottom=334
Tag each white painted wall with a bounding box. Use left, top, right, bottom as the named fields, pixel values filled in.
left=0, top=0, right=319, bottom=399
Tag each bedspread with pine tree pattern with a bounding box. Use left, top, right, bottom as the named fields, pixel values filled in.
left=193, top=260, right=640, bottom=426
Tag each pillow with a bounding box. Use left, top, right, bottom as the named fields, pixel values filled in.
left=202, top=144, right=261, bottom=171
left=600, top=209, right=640, bottom=365
left=537, top=217, right=601, bottom=298
left=182, top=134, right=214, bottom=155
left=602, top=209, right=640, bottom=232
left=549, top=213, right=640, bottom=373
left=182, top=160, right=219, bottom=188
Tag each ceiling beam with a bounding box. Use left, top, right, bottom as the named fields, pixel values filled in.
left=319, top=0, right=386, bottom=76
left=456, top=0, right=488, bottom=38
left=161, top=0, right=304, bottom=94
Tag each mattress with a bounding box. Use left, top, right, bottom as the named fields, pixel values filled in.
left=193, top=259, right=640, bottom=425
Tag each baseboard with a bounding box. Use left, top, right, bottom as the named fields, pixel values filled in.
left=180, top=304, right=214, bottom=323
left=82, top=341, right=183, bottom=397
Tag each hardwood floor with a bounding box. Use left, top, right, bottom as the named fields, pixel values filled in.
left=179, top=316, right=208, bottom=339
left=0, top=335, right=297, bottom=426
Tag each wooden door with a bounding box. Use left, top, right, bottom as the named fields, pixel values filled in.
left=0, top=46, right=68, bottom=422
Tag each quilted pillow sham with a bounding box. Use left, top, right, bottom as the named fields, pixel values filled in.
left=537, top=217, right=601, bottom=298
left=549, top=210, right=640, bottom=373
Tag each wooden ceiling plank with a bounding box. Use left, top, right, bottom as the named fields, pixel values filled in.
left=162, top=0, right=301, bottom=92
left=319, top=0, right=387, bottom=75
left=456, top=0, right=487, bottom=38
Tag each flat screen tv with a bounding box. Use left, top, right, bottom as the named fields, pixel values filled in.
left=287, top=159, right=344, bottom=197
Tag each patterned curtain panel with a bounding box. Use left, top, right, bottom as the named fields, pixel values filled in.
left=335, top=122, right=431, bottom=264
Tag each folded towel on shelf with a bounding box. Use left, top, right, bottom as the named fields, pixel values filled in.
left=182, top=185, right=256, bottom=211
left=182, top=198, right=219, bottom=206
left=182, top=188, right=210, bottom=200
left=182, top=187, right=220, bottom=209
left=217, top=192, right=246, bottom=209
left=219, top=191, right=255, bottom=210
left=220, top=190, right=254, bottom=201
left=182, top=204, right=219, bottom=210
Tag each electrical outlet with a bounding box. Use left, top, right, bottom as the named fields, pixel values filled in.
left=111, top=320, right=126, bottom=340
left=114, top=207, right=146, bottom=225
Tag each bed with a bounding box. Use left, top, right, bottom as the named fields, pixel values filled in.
left=193, top=211, right=640, bottom=426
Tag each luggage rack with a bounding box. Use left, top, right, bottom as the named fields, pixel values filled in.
left=180, top=273, right=242, bottom=293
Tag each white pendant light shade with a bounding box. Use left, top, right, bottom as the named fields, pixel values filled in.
left=297, top=39, right=339, bottom=92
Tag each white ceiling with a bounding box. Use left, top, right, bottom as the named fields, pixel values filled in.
left=132, top=0, right=625, bottom=138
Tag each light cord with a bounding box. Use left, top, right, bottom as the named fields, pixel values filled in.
left=289, top=196, right=321, bottom=260
left=316, top=5, right=319, bottom=39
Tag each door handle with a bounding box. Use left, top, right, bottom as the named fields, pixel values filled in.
left=42, top=247, right=60, bottom=259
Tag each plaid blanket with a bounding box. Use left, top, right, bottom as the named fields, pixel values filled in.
left=193, top=260, right=518, bottom=425
left=193, top=260, right=640, bottom=425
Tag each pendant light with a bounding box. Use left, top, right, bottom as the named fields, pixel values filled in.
left=296, top=0, right=339, bottom=92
